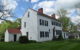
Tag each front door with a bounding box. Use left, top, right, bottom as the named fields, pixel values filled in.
left=26, top=32, right=28, bottom=38
left=14, top=35, right=17, bottom=42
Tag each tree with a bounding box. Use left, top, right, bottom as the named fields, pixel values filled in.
left=58, top=8, right=79, bottom=33
left=15, top=18, right=21, bottom=27
left=57, top=9, right=67, bottom=18
left=0, top=20, right=21, bottom=39
left=59, top=16, right=71, bottom=31
left=57, top=9, right=71, bottom=31
left=0, top=1, right=14, bottom=20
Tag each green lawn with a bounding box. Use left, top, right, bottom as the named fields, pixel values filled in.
left=0, top=40, right=80, bottom=50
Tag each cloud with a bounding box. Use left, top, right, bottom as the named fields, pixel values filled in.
left=37, top=1, right=55, bottom=8
left=33, top=0, right=80, bottom=13
left=7, top=17, right=15, bottom=21
left=25, top=0, right=39, bottom=3
left=33, top=1, right=56, bottom=15
left=71, top=16, right=80, bottom=24
left=1, top=0, right=18, bottom=10
left=33, top=0, right=80, bottom=24
left=55, top=0, right=80, bottom=9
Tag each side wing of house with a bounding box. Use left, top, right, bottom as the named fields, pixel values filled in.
left=5, top=30, right=14, bottom=42
left=5, top=30, right=9, bottom=42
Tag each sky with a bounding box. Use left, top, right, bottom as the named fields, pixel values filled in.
left=1, top=0, right=80, bottom=24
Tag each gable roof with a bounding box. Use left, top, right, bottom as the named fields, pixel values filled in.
left=30, top=9, right=61, bottom=23
left=8, top=28, right=21, bottom=34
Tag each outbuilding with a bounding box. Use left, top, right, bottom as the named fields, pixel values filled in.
left=5, top=28, right=21, bottom=42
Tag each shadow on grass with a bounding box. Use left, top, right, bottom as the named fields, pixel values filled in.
left=67, top=39, right=80, bottom=43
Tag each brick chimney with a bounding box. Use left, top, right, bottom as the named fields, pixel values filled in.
left=38, top=8, right=43, bottom=14
left=51, top=14, right=56, bottom=19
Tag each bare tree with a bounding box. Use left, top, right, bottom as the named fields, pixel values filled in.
left=57, top=8, right=68, bottom=17
left=0, top=2, right=15, bottom=21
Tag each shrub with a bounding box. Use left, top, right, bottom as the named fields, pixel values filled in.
left=19, top=36, right=29, bottom=43
left=0, top=38, right=4, bottom=42
left=0, top=35, right=4, bottom=42
left=57, top=34, right=63, bottom=40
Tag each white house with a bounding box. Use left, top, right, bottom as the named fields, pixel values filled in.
left=21, top=8, right=63, bottom=42
left=5, top=28, right=21, bottom=42
left=4, top=8, right=64, bottom=42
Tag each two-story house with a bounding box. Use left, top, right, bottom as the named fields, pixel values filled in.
left=21, top=8, right=62, bottom=42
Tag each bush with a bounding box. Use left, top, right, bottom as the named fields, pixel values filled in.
left=0, top=38, right=4, bottom=42
left=19, top=36, right=29, bottom=43
left=57, top=34, right=63, bottom=40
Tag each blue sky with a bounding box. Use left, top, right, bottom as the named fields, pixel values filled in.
left=14, top=0, right=40, bottom=17
left=13, top=0, right=57, bottom=17
left=1, top=0, right=80, bottom=24
left=13, top=0, right=78, bottom=17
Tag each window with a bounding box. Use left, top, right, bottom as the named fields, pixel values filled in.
left=28, top=12, right=30, bottom=17
left=39, top=19, right=44, bottom=25
left=42, top=20, right=44, bottom=25
left=59, top=23, right=61, bottom=27
left=47, top=21, right=48, bottom=26
left=45, top=32, right=49, bottom=37
left=45, top=21, right=48, bottom=26
left=56, top=22, right=61, bottom=27
left=55, top=22, right=58, bottom=26
left=40, top=19, right=48, bottom=26
left=52, top=21, right=56, bottom=25
left=40, top=19, right=42, bottom=25
left=56, top=30, right=62, bottom=35
left=52, top=21, right=54, bottom=25
left=45, top=21, right=47, bottom=26
left=40, top=31, right=44, bottom=38
left=24, top=22, right=26, bottom=27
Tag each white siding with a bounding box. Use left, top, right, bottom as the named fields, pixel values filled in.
left=16, top=34, right=21, bottom=41
left=5, top=30, right=14, bottom=42
left=21, top=9, right=38, bottom=41
left=5, top=30, right=9, bottom=42
left=37, top=15, right=62, bottom=42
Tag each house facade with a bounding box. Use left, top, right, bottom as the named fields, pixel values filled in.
left=21, top=8, right=63, bottom=42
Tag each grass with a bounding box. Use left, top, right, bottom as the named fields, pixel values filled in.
left=0, top=40, right=80, bottom=50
